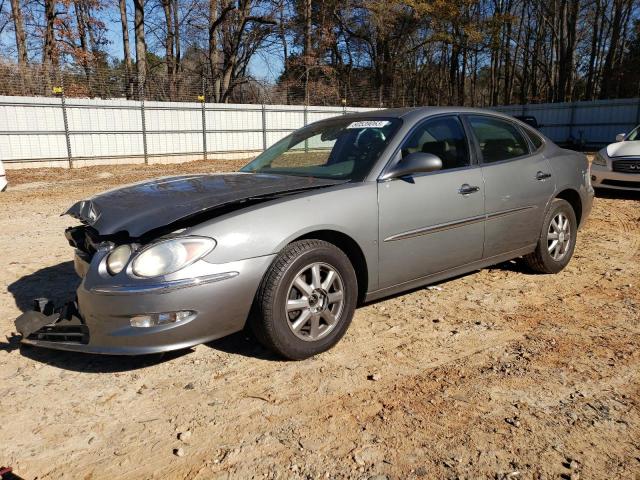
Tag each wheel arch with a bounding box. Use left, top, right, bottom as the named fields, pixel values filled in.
left=292, top=229, right=369, bottom=304
left=555, top=188, right=583, bottom=226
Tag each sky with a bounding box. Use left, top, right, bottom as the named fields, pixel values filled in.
left=0, top=0, right=286, bottom=83
left=103, top=5, right=286, bottom=83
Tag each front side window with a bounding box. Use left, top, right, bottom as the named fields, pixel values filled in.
left=400, top=116, right=470, bottom=170
left=468, top=115, right=530, bottom=163
left=241, top=118, right=401, bottom=181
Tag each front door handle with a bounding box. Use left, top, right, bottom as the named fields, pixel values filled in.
left=536, top=171, right=552, bottom=180
left=459, top=184, right=480, bottom=195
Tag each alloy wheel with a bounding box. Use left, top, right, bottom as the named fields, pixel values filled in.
left=547, top=212, right=571, bottom=261
left=285, top=262, right=345, bottom=341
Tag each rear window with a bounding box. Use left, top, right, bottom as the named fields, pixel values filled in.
left=523, top=128, right=544, bottom=150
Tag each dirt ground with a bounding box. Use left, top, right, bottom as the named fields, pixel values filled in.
left=0, top=160, right=639, bottom=480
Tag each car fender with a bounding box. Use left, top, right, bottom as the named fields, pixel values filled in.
left=545, top=149, right=593, bottom=227
left=186, top=182, right=380, bottom=289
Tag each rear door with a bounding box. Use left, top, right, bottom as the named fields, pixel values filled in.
left=465, top=115, right=554, bottom=258
left=377, top=115, right=485, bottom=289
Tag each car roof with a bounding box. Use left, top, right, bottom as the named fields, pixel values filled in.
left=338, top=106, right=517, bottom=122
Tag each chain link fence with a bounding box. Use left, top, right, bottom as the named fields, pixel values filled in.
left=0, top=62, right=390, bottom=106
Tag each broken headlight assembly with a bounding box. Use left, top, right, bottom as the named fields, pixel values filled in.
left=130, top=237, right=216, bottom=278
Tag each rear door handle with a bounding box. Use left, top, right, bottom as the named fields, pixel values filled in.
left=536, top=171, right=552, bottom=180
left=459, top=184, right=480, bottom=195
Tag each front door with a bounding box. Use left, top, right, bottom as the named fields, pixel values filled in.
left=465, top=114, right=555, bottom=258
left=377, top=115, right=485, bottom=289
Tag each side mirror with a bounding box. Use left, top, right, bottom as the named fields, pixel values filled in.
left=616, top=133, right=626, bottom=142
left=384, top=152, right=443, bottom=180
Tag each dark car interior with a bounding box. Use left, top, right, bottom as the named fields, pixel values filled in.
left=401, top=117, right=470, bottom=170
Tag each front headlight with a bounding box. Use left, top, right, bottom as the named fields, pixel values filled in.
left=106, top=244, right=132, bottom=275
left=592, top=151, right=607, bottom=166
left=131, top=237, right=216, bottom=278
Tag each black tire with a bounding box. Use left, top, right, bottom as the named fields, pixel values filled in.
left=250, top=239, right=358, bottom=360
left=523, top=198, right=577, bottom=273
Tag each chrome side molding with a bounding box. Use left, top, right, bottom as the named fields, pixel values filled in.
left=384, top=205, right=537, bottom=242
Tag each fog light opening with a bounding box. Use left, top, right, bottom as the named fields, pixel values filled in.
left=130, top=310, right=195, bottom=328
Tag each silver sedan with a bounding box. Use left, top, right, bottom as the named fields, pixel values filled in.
left=16, top=108, right=594, bottom=359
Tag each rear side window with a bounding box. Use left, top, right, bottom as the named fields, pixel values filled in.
left=468, top=115, right=530, bottom=163
left=523, top=128, right=544, bottom=150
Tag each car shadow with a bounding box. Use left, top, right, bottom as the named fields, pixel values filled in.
left=204, top=331, right=284, bottom=361
left=4, top=260, right=78, bottom=356
left=363, top=258, right=536, bottom=308
left=5, top=261, right=281, bottom=369
left=5, top=261, right=193, bottom=372
left=7, top=261, right=79, bottom=313
left=1, top=257, right=549, bottom=369
left=15, top=345, right=191, bottom=373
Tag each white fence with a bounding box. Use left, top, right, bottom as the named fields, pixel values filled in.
left=494, top=97, right=640, bottom=147
left=1, top=95, right=638, bottom=169
left=0, top=95, right=372, bottom=169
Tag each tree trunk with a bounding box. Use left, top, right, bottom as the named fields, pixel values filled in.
left=279, top=0, right=288, bottom=76
left=556, top=0, right=579, bottom=102
left=10, top=0, right=28, bottom=66
left=220, top=0, right=251, bottom=102
left=303, top=0, right=312, bottom=105
left=209, top=0, right=220, bottom=101
left=118, top=0, right=134, bottom=98
left=74, top=0, right=92, bottom=82
left=600, top=0, right=624, bottom=99
left=43, top=0, right=57, bottom=67
left=133, top=0, right=147, bottom=89
left=161, top=0, right=176, bottom=99
left=585, top=0, right=601, bottom=100
left=173, top=0, right=181, bottom=74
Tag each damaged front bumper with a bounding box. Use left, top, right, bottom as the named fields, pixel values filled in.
left=15, top=250, right=275, bottom=355
left=15, top=299, right=89, bottom=345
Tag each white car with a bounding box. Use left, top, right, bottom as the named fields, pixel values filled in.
left=0, top=158, right=6, bottom=192
left=591, top=126, right=640, bottom=191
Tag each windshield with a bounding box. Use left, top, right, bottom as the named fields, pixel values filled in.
left=241, top=117, right=401, bottom=181
left=626, top=126, right=640, bottom=141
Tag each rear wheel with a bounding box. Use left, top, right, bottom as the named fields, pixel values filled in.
left=250, top=239, right=358, bottom=360
left=523, top=198, right=577, bottom=273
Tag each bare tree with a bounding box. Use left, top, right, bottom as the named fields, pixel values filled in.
left=118, top=0, right=134, bottom=97
left=161, top=0, right=176, bottom=98
left=303, top=0, right=311, bottom=104
left=9, top=0, right=28, bottom=65
left=4, top=0, right=640, bottom=106
left=43, top=0, right=58, bottom=67
left=133, top=0, right=147, bottom=85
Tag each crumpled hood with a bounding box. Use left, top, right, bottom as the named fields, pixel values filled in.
left=65, top=173, right=345, bottom=237
left=606, top=141, right=640, bottom=158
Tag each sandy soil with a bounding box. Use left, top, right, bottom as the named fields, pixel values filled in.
left=0, top=161, right=639, bottom=480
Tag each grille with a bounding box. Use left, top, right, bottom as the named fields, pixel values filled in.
left=612, top=159, right=640, bottom=174
left=28, top=324, right=89, bottom=344
left=601, top=179, right=640, bottom=189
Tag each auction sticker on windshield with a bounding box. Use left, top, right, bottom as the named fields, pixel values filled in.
left=346, top=121, right=391, bottom=129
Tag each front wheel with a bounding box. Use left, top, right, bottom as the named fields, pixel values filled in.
left=250, top=239, right=358, bottom=360
left=523, top=198, right=577, bottom=273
